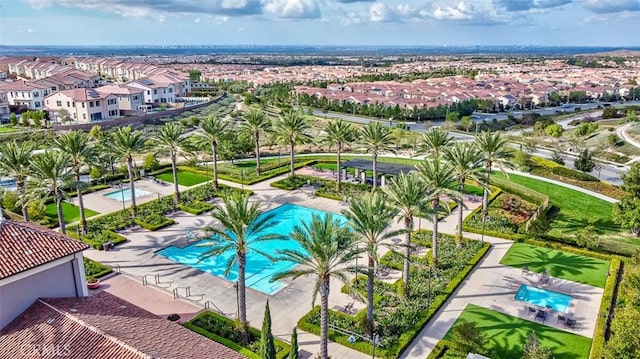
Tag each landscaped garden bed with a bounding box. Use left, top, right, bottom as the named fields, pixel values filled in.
left=83, top=257, right=113, bottom=278
left=155, top=169, right=211, bottom=186
left=134, top=213, right=175, bottom=231
left=184, top=310, right=291, bottom=359
left=465, top=192, right=538, bottom=234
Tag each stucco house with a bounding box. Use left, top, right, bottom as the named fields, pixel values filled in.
left=44, top=88, right=119, bottom=123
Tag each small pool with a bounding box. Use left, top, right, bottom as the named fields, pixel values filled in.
left=157, top=204, right=348, bottom=295
left=103, top=188, right=150, bottom=201
left=514, top=284, right=572, bottom=313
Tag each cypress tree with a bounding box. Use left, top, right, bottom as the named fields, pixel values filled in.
left=260, top=300, right=276, bottom=359
left=289, top=327, right=299, bottom=359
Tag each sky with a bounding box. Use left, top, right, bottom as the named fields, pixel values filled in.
left=0, top=0, right=639, bottom=47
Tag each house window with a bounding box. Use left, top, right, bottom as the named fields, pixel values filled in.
left=33, top=92, right=39, bottom=98
left=67, top=101, right=70, bottom=107
left=89, top=101, right=94, bottom=108
left=168, top=88, right=173, bottom=93
left=56, top=100, right=62, bottom=106
left=95, top=100, right=100, bottom=106
left=82, top=103, right=85, bottom=108
left=107, top=98, right=116, bottom=105
left=34, top=102, right=41, bottom=108
left=72, top=102, right=75, bottom=107
left=153, top=89, right=157, bottom=94
left=91, top=113, right=102, bottom=121
left=73, top=113, right=77, bottom=118
left=147, top=90, right=150, bottom=95
left=83, top=114, right=86, bottom=119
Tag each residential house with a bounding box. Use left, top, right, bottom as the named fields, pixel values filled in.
left=96, top=84, right=145, bottom=111
left=0, top=81, right=50, bottom=109
left=127, top=77, right=176, bottom=104
left=44, top=88, right=119, bottom=123
left=0, top=91, right=9, bottom=117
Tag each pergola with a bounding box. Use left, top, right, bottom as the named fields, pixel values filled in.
left=341, top=158, right=415, bottom=186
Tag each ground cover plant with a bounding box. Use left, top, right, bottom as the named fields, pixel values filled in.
left=465, top=192, right=538, bottom=234
left=0, top=127, right=19, bottom=133
left=83, top=257, right=112, bottom=278
left=499, top=242, right=610, bottom=287
left=155, top=169, right=210, bottom=186
left=438, top=304, right=592, bottom=359
left=45, top=201, right=99, bottom=224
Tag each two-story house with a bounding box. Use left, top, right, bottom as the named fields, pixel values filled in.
left=44, top=88, right=119, bottom=123
left=127, top=78, right=176, bottom=104
left=0, top=81, right=50, bottom=109
left=0, top=91, right=9, bottom=118
left=96, top=84, right=145, bottom=112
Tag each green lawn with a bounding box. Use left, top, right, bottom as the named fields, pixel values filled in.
left=500, top=242, right=609, bottom=287
left=0, top=126, right=19, bottom=133
left=443, top=304, right=592, bottom=359
left=45, top=202, right=99, bottom=224
left=155, top=170, right=210, bottom=186
left=493, top=172, right=619, bottom=236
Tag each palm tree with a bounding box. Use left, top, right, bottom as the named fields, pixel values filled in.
left=443, top=142, right=484, bottom=247
left=110, top=126, right=146, bottom=217
left=196, top=115, right=228, bottom=190
left=241, top=109, right=270, bottom=176
left=152, top=122, right=187, bottom=203
left=417, top=127, right=452, bottom=159
left=475, top=131, right=511, bottom=219
left=274, top=110, right=311, bottom=176
left=360, top=122, right=394, bottom=189
left=272, top=214, right=361, bottom=359
left=323, top=119, right=357, bottom=191
left=0, top=141, right=34, bottom=220
left=55, top=130, right=97, bottom=234
left=416, top=158, right=461, bottom=268
left=342, top=192, right=398, bottom=333
left=383, top=172, right=430, bottom=297
left=28, top=151, right=73, bottom=234
left=199, top=193, right=280, bottom=343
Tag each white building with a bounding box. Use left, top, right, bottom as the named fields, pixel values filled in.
left=96, top=84, right=145, bottom=111
left=127, top=78, right=176, bottom=104
left=44, top=88, right=119, bottom=123
left=0, top=81, right=50, bottom=109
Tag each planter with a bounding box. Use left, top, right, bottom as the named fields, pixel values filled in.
left=87, top=278, right=101, bottom=290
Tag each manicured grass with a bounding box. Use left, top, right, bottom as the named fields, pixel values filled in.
left=493, top=172, right=619, bottom=236
left=500, top=242, right=609, bottom=287
left=45, top=202, right=99, bottom=224
left=444, top=304, right=592, bottom=359
left=0, top=126, right=19, bottom=133
left=155, top=170, right=210, bottom=186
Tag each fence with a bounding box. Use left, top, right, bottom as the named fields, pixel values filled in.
left=490, top=177, right=550, bottom=232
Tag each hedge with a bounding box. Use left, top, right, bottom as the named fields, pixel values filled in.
left=177, top=201, right=215, bottom=215
left=134, top=213, right=175, bottom=231
left=426, top=339, right=453, bottom=359
left=68, top=230, right=127, bottom=250
left=550, top=166, right=599, bottom=182
left=589, top=258, right=622, bottom=359
left=194, top=159, right=317, bottom=185
left=83, top=257, right=113, bottom=279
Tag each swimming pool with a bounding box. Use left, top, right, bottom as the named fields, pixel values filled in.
left=514, top=284, right=573, bottom=313
left=157, top=204, right=348, bottom=295
left=103, top=188, right=150, bottom=201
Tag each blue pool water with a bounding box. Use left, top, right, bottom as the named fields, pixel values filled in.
left=103, top=188, right=150, bottom=201
left=514, top=284, right=573, bottom=313
left=157, top=204, right=348, bottom=295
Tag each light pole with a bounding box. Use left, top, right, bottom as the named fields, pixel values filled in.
left=119, top=183, right=126, bottom=211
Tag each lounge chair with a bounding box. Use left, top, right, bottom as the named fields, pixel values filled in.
left=565, top=318, right=576, bottom=329
left=557, top=314, right=567, bottom=324
left=375, top=266, right=390, bottom=278
left=522, top=266, right=529, bottom=276
left=535, top=310, right=547, bottom=324
left=528, top=306, right=538, bottom=316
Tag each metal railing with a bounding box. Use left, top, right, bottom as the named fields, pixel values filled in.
left=173, top=286, right=191, bottom=299
left=204, top=301, right=225, bottom=314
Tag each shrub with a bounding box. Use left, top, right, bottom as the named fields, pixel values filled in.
left=134, top=213, right=175, bottom=231
left=177, top=201, right=215, bottom=215
left=83, top=257, right=112, bottom=278
left=589, top=258, right=620, bottom=359
left=143, top=153, right=160, bottom=171
left=551, top=166, right=598, bottom=181
left=449, top=320, right=486, bottom=356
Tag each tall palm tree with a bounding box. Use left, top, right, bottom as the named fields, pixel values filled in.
left=28, top=151, right=73, bottom=234
left=196, top=115, right=228, bottom=190
left=0, top=141, right=34, bottom=220
left=152, top=122, right=187, bottom=203
left=443, top=142, right=484, bottom=247
left=323, top=119, right=357, bottom=191
left=55, top=130, right=97, bottom=234
left=383, top=172, right=430, bottom=297
left=417, top=127, right=452, bottom=159
left=241, top=109, right=271, bottom=176
left=272, top=214, right=361, bottom=359
left=475, top=131, right=511, bottom=218
left=416, top=158, right=461, bottom=268
left=199, top=193, right=280, bottom=343
left=274, top=110, right=311, bottom=176
left=110, top=126, right=146, bottom=217
left=342, top=193, right=398, bottom=333
left=360, top=122, right=394, bottom=189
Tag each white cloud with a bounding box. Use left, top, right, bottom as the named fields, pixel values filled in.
left=582, top=0, right=640, bottom=13
left=369, top=3, right=396, bottom=22
left=427, top=1, right=509, bottom=24
left=263, top=0, right=320, bottom=19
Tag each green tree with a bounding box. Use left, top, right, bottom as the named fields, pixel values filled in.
left=522, top=331, right=552, bottom=359
left=460, top=116, right=474, bottom=132
left=8, top=113, right=18, bottom=126
left=418, top=127, right=453, bottom=160
left=273, top=110, right=311, bottom=177
left=445, top=111, right=460, bottom=123
left=152, top=122, right=187, bottom=203
left=575, top=225, right=600, bottom=250
left=324, top=119, right=357, bottom=191
left=544, top=124, right=563, bottom=138
left=0, top=141, right=34, bottom=220
left=574, top=148, right=596, bottom=173
left=27, top=151, right=73, bottom=234
left=142, top=153, right=160, bottom=171
left=272, top=214, right=361, bottom=359
left=241, top=109, right=270, bottom=176
left=627, top=110, right=638, bottom=122
left=360, top=121, right=394, bottom=189
left=188, top=69, right=202, bottom=82
left=513, top=150, right=530, bottom=171
left=342, top=193, right=398, bottom=332
left=54, top=130, right=97, bottom=234
left=200, top=193, right=280, bottom=343
left=288, top=327, right=299, bottom=359
left=110, top=126, right=146, bottom=217
left=196, top=115, right=229, bottom=190
left=260, top=300, right=276, bottom=359
left=89, top=125, right=104, bottom=139
left=604, top=306, right=640, bottom=359
left=384, top=172, right=430, bottom=297
left=449, top=320, right=486, bottom=355
left=613, top=163, right=640, bottom=236
left=475, top=131, right=511, bottom=230
left=416, top=158, right=460, bottom=267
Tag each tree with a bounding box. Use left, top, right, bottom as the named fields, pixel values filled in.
left=544, top=124, right=563, bottom=138
left=416, top=158, right=460, bottom=267
left=574, top=148, right=596, bottom=173
left=444, top=142, right=484, bottom=246
left=260, top=301, right=276, bottom=359
left=513, top=150, right=530, bottom=171
left=460, top=116, right=474, bottom=132
left=575, top=225, right=600, bottom=249
left=57, top=109, right=71, bottom=124
left=551, top=150, right=565, bottom=165
left=110, top=126, right=146, bottom=217
left=324, top=119, right=357, bottom=191
left=418, top=127, right=452, bottom=160
left=54, top=130, right=97, bottom=234
left=604, top=305, right=640, bottom=359
left=188, top=69, right=202, bottom=82
left=0, top=141, right=34, bottom=220
left=627, top=110, right=638, bottom=122
left=288, top=327, right=299, bottom=359
left=152, top=122, right=187, bottom=203
left=241, top=109, right=270, bottom=176
left=272, top=214, right=361, bottom=359
left=196, top=115, right=229, bottom=190
left=21, top=114, right=30, bottom=127
left=449, top=320, right=486, bottom=356
left=342, top=193, right=398, bottom=332
left=445, top=111, right=459, bottom=123
left=27, top=151, right=73, bottom=234
left=200, top=193, right=280, bottom=343
left=89, top=125, right=104, bottom=139
left=360, top=121, right=394, bottom=189
left=522, top=331, right=552, bottom=359
left=475, top=131, right=511, bottom=228
left=614, top=163, right=640, bottom=235
left=273, top=110, right=311, bottom=176
left=8, top=113, right=18, bottom=126
left=142, top=153, right=160, bottom=171
left=384, top=172, right=430, bottom=297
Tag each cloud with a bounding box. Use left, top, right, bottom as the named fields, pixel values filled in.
left=581, top=0, right=640, bottom=13
left=369, top=3, right=397, bottom=22
left=336, top=0, right=375, bottom=3
left=426, top=2, right=508, bottom=24
left=493, top=0, right=571, bottom=12
left=263, top=0, right=321, bottom=19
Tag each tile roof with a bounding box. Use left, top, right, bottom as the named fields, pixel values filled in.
left=0, top=220, right=89, bottom=280
left=0, top=291, right=246, bottom=359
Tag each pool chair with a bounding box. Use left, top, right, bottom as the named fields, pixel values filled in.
left=528, top=306, right=538, bottom=316
left=534, top=310, right=547, bottom=324
left=565, top=318, right=577, bottom=329
left=557, top=314, right=567, bottom=324
left=521, top=266, right=529, bottom=276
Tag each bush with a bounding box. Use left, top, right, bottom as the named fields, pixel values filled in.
left=143, top=153, right=160, bottom=171
left=177, top=201, right=215, bottom=215
left=134, top=213, right=175, bottom=231
left=69, top=229, right=127, bottom=250
left=83, top=257, right=112, bottom=278
left=589, top=258, right=621, bottom=359
left=551, top=165, right=599, bottom=182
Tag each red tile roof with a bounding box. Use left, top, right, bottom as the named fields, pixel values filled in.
left=0, top=220, right=89, bottom=280
left=0, top=291, right=246, bottom=359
